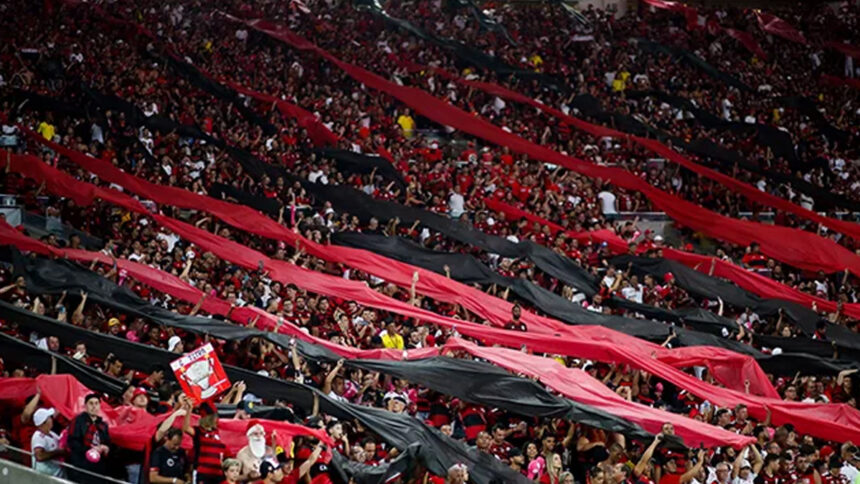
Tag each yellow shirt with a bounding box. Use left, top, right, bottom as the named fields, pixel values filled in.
left=397, top=114, right=415, bottom=138
left=381, top=332, right=404, bottom=350
left=529, top=54, right=544, bottom=68
left=38, top=121, right=55, bottom=141
left=612, top=79, right=626, bottom=92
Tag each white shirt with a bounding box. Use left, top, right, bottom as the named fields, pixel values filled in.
left=621, top=285, right=644, bottom=304
left=841, top=463, right=858, bottom=483
left=308, top=170, right=328, bottom=184
left=597, top=190, right=617, bottom=215
left=31, top=430, right=65, bottom=478
left=449, top=192, right=465, bottom=218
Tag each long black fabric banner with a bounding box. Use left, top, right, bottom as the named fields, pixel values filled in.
left=611, top=255, right=860, bottom=358
left=7, top=254, right=653, bottom=440
left=0, top=331, right=126, bottom=396
left=209, top=181, right=857, bottom=374
left=210, top=181, right=601, bottom=297
left=315, top=148, right=407, bottom=190
left=0, top=302, right=527, bottom=484
left=354, top=0, right=563, bottom=90
left=143, top=50, right=277, bottom=136
left=620, top=91, right=858, bottom=212
left=634, top=39, right=752, bottom=92
left=329, top=231, right=860, bottom=374
left=445, top=0, right=517, bottom=46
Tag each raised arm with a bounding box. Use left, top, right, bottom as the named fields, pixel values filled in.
left=635, top=435, right=663, bottom=478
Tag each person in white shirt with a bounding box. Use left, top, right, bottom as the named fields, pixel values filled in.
left=597, top=189, right=617, bottom=216
left=31, top=407, right=66, bottom=478
left=449, top=186, right=465, bottom=219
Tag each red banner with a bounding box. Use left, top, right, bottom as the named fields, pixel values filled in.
left=234, top=16, right=860, bottom=277
left=5, top=214, right=860, bottom=444
left=724, top=28, right=768, bottom=59
left=0, top=375, right=331, bottom=452
left=755, top=11, right=807, bottom=45
left=4, top=140, right=783, bottom=400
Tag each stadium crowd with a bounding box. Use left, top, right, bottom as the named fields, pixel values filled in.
left=0, top=0, right=858, bottom=483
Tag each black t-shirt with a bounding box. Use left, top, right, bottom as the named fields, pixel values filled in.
left=150, top=445, right=187, bottom=479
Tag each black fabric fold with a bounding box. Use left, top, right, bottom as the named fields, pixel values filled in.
left=0, top=299, right=528, bottom=484
left=446, top=0, right=517, bottom=46
left=330, top=442, right=423, bottom=484
left=620, top=90, right=859, bottom=212
left=7, top=254, right=653, bottom=443
left=315, top=148, right=406, bottom=189
left=611, top=255, right=860, bottom=358
left=142, top=49, right=277, bottom=136
left=634, top=39, right=752, bottom=92
left=354, top=0, right=562, bottom=90
left=0, top=331, right=126, bottom=396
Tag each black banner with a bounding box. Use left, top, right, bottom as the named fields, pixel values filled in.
left=315, top=148, right=406, bottom=190
left=7, top=254, right=653, bottom=440
left=611, top=255, right=860, bottom=358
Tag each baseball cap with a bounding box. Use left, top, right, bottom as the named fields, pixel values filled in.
left=33, top=408, right=56, bottom=426
left=167, top=335, right=182, bottom=351
left=383, top=391, right=407, bottom=404
left=133, top=387, right=149, bottom=399
left=237, top=400, right=256, bottom=413
left=108, top=318, right=121, bottom=327
left=259, top=460, right=282, bottom=479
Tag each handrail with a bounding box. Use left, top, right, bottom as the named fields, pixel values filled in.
left=0, top=444, right=130, bottom=484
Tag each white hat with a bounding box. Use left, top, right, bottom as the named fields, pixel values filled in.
left=33, top=408, right=56, bottom=426
left=654, top=235, right=664, bottom=242
left=246, top=423, right=265, bottom=437
left=383, top=391, right=408, bottom=404
left=167, top=335, right=182, bottom=352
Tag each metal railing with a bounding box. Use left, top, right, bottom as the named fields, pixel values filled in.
left=0, top=445, right=130, bottom=484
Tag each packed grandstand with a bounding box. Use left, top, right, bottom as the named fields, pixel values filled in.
left=0, top=0, right=858, bottom=483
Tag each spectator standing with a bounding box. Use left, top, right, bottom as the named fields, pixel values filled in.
left=67, top=393, right=110, bottom=480
left=30, top=407, right=65, bottom=478
left=149, top=428, right=189, bottom=484
left=182, top=402, right=227, bottom=484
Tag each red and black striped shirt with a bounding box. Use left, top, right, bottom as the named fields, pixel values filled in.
left=194, top=428, right=226, bottom=481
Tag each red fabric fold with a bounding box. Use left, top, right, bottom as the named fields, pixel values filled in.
left=824, top=41, right=860, bottom=60
left=444, top=339, right=755, bottom=449
left=755, top=12, right=807, bottom=45
left=13, top=135, right=782, bottom=400
left=234, top=15, right=860, bottom=277
left=394, top=59, right=860, bottom=243
left=4, top=209, right=859, bottom=443
left=820, top=74, right=860, bottom=91
left=227, top=81, right=339, bottom=147
left=724, top=28, right=768, bottom=59
left=0, top=376, right=331, bottom=452
left=485, top=198, right=860, bottom=321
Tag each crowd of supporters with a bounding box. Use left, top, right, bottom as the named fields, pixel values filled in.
left=0, top=0, right=858, bottom=483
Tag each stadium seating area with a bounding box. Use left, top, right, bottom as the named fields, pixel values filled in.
left=0, top=0, right=858, bottom=483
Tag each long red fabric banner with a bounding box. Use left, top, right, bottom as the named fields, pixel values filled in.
left=0, top=375, right=331, bottom=452
left=0, top=223, right=753, bottom=449
left=233, top=15, right=860, bottom=277
left=484, top=198, right=860, bottom=321
left=755, top=11, right=808, bottom=45
left=17, top=133, right=781, bottom=399
left=6, top=153, right=860, bottom=444
left=392, top=58, right=860, bottom=242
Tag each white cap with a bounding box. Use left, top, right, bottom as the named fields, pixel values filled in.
left=33, top=408, right=56, bottom=426
left=654, top=235, right=664, bottom=242
left=167, top=335, right=182, bottom=352
left=771, top=347, right=783, bottom=356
